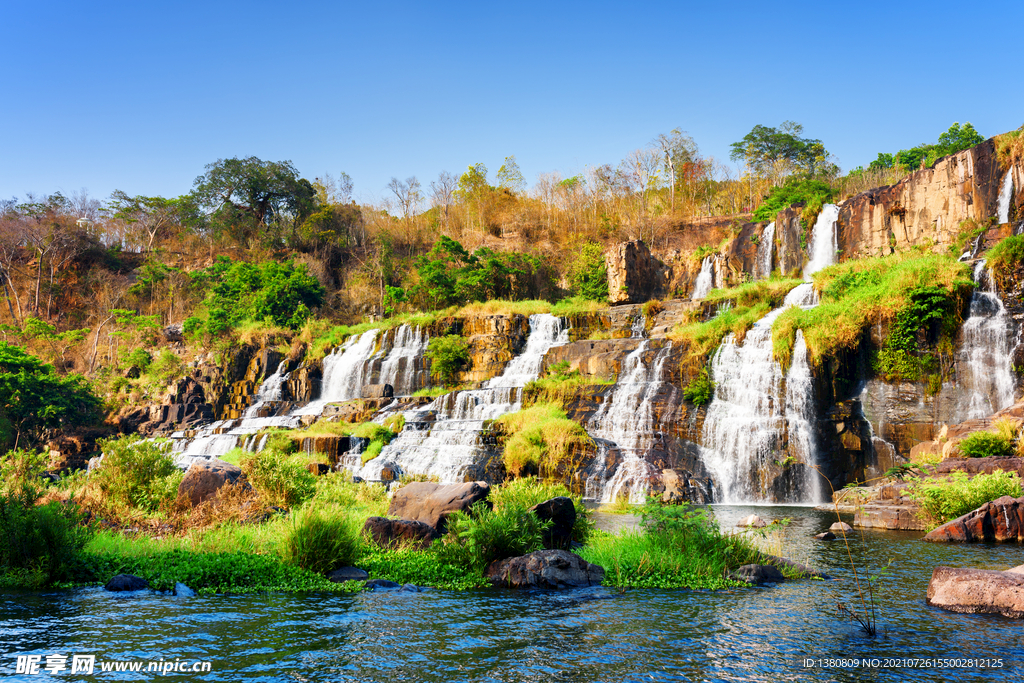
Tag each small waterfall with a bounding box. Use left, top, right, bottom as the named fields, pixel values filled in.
left=784, top=331, right=821, bottom=502
left=998, top=171, right=1014, bottom=225
left=588, top=342, right=673, bottom=503
left=691, top=255, right=716, bottom=300
left=294, top=330, right=381, bottom=416
left=757, top=222, right=775, bottom=279
left=803, top=204, right=840, bottom=279
left=355, top=314, right=568, bottom=482
left=956, top=261, right=1016, bottom=420
left=242, top=360, right=289, bottom=418
left=377, top=325, right=429, bottom=395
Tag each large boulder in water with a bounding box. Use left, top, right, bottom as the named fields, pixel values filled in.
left=927, top=566, right=1024, bottom=618
left=363, top=516, right=439, bottom=549
left=530, top=497, right=576, bottom=549
left=178, top=459, right=244, bottom=506
left=105, top=574, right=149, bottom=592
left=387, top=481, right=491, bottom=533
left=729, top=564, right=786, bottom=585
left=485, top=550, right=605, bottom=588
left=923, top=495, right=1024, bottom=543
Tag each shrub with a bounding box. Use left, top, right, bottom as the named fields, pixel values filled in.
left=438, top=501, right=550, bottom=571
left=752, top=178, right=834, bottom=222
left=284, top=505, right=365, bottom=574
left=351, top=422, right=399, bottom=464
left=566, top=240, right=608, bottom=301
left=490, top=477, right=592, bottom=544
left=147, top=349, right=184, bottom=385
left=910, top=470, right=1022, bottom=525
left=496, top=403, right=592, bottom=478
left=93, top=436, right=182, bottom=513
left=240, top=446, right=316, bottom=508
left=958, top=431, right=1014, bottom=459
left=682, top=367, right=714, bottom=406
left=425, top=335, right=469, bottom=386
left=987, top=235, right=1024, bottom=290
left=123, top=348, right=153, bottom=371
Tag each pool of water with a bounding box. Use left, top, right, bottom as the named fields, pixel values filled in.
left=3, top=506, right=1023, bottom=682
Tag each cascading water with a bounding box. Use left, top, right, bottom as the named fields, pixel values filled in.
left=293, top=330, right=381, bottom=416
left=803, top=204, right=840, bottom=278
left=377, top=325, right=429, bottom=396
left=998, top=171, right=1014, bottom=226
left=784, top=330, right=821, bottom=502
left=955, top=261, right=1016, bottom=420
left=757, top=222, right=775, bottom=279
left=587, top=342, right=674, bottom=503
left=354, top=314, right=568, bottom=482
left=691, top=255, right=716, bottom=299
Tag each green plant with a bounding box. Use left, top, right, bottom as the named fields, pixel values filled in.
left=566, top=240, right=609, bottom=301
left=284, top=505, right=365, bottom=574
left=986, top=235, right=1024, bottom=289
left=93, top=436, right=182, bottom=514
left=682, top=367, right=714, bottom=406
left=425, top=335, right=470, bottom=386
left=909, top=470, right=1022, bottom=525
left=958, top=431, right=1013, bottom=459
left=495, top=403, right=592, bottom=478
left=490, top=477, right=592, bottom=544
left=438, top=501, right=550, bottom=571
left=240, top=446, right=317, bottom=508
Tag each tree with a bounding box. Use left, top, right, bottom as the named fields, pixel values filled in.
left=496, top=155, right=526, bottom=194
left=0, top=342, right=101, bottom=450
left=653, top=129, right=698, bottom=213
left=190, top=157, right=317, bottom=245
left=387, top=176, right=423, bottom=220
left=936, top=122, right=984, bottom=156
left=106, top=191, right=179, bottom=252
left=425, top=335, right=469, bottom=386
left=430, top=171, right=458, bottom=230
left=730, top=121, right=828, bottom=180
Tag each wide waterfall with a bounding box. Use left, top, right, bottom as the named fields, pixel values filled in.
left=586, top=342, right=674, bottom=503
left=956, top=261, right=1016, bottom=420
left=691, top=255, right=716, bottom=299
left=757, top=221, right=775, bottom=279
left=998, top=171, right=1014, bottom=225
left=353, top=314, right=567, bottom=482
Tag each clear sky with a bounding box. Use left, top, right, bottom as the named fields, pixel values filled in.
left=3, top=0, right=1022, bottom=206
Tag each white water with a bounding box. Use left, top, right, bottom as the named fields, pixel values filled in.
left=803, top=204, right=839, bottom=279
left=956, top=261, right=1016, bottom=420
left=999, top=171, right=1014, bottom=225
left=757, top=222, right=775, bottom=279
left=784, top=331, right=821, bottom=502
left=586, top=342, right=674, bottom=503
left=691, top=255, right=716, bottom=299
left=294, top=330, right=380, bottom=416
left=355, top=314, right=568, bottom=482
left=377, top=325, right=429, bottom=395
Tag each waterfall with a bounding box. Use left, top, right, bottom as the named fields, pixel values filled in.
left=691, top=255, right=716, bottom=299
left=293, top=330, right=381, bottom=416
left=757, top=222, right=775, bottom=279
left=999, top=171, right=1014, bottom=225
left=588, top=342, right=673, bottom=503
left=355, top=314, right=568, bottom=482
left=803, top=204, right=840, bottom=279
left=784, top=330, right=821, bottom=502
left=242, top=360, right=289, bottom=418
left=377, top=325, right=429, bottom=396
left=956, top=261, right=1016, bottom=420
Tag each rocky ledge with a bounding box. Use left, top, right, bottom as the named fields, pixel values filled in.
left=923, top=495, right=1024, bottom=543
left=927, top=565, right=1024, bottom=619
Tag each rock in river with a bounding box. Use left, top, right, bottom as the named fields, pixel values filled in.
left=485, top=550, right=605, bottom=589
left=927, top=566, right=1024, bottom=618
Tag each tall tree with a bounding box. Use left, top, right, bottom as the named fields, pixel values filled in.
left=387, top=176, right=423, bottom=220
left=429, top=171, right=458, bottom=230
left=652, top=129, right=698, bottom=213
left=496, top=155, right=526, bottom=194
left=107, top=191, right=179, bottom=252
left=730, top=121, right=827, bottom=181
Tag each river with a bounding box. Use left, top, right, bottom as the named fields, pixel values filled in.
left=2, top=506, right=1022, bottom=682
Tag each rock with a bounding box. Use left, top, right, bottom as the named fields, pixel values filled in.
left=178, top=459, right=244, bottom=507
left=163, top=324, right=184, bottom=343
left=605, top=240, right=659, bottom=305
left=306, top=462, right=331, bottom=476
left=927, top=566, right=1024, bottom=618
left=363, top=517, right=439, bottom=550
left=530, top=497, right=576, bottom=549
left=364, top=579, right=402, bottom=590
left=399, top=584, right=422, bottom=593
left=756, top=554, right=830, bottom=579
left=327, top=567, right=369, bottom=583
left=923, top=495, right=1024, bottom=543
left=659, top=468, right=713, bottom=505
left=362, top=384, right=394, bottom=399
left=386, top=481, right=491, bottom=533
left=736, top=514, right=767, bottom=528
left=1008, top=564, right=1024, bottom=575
left=854, top=503, right=928, bottom=531
left=729, top=564, right=786, bottom=585
left=485, top=550, right=605, bottom=589
left=105, top=574, right=149, bottom=592
left=829, top=522, right=853, bottom=533
left=173, top=582, right=195, bottom=597
left=814, top=532, right=836, bottom=541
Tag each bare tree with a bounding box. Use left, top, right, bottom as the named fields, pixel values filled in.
left=618, top=148, right=663, bottom=242
left=387, top=176, right=422, bottom=221
left=429, top=171, right=458, bottom=230
left=652, top=129, right=698, bottom=214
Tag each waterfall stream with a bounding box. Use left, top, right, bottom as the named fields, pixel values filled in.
left=691, top=255, right=716, bottom=299
left=757, top=221, right=775, bottom=279
left=999, top=171, right=1014, bottom=225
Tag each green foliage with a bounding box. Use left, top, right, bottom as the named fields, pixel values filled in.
left=522, top=364, right=614, bottom=408
left=0, top=342, right=102, bottom=449
left=682, top=367, right=714, bottom=406
left=437, top=501, right=550, bottom=571
left=425, top=334, right=470, bottom=385
left=730, top=121, right=829, bottom=178
left=240, top=446, right=317, bottom=508
left=909, top=470, right=1022, bottom=525
left=566, top=241, right=609, bottom=301
left=189, top=257, right=325, bottom=335
left=958, top=431, right=1014, bottom=459
left=93, top=436, right=182, bottom=514
left=986, top=235, right=1024, bottom=288
left=752, top=178, right=834, bottom=222
left=284, top=505, right=365, bottom=574
left=351, top=422, right=399, bottom=464
left=414, top=236, right=545, bottom=309
left=496, top=403, right=592, bottom=478
left=147, top=349, right=184, bottom=385
left=123, top=348, right=153, bottom=371
left=359, top=546, right=490, bottom=590
left=490, top=477, right=593, bottom=545
left=870, top=122, right=985, bottom=175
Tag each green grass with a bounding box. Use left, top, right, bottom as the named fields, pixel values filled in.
left=909, top=470, right=1022, bottom=526
left=987, top=235, right=1024, bottom=289
left=495, top=403, right=592, bottom=478
left=522, top=370, right=615, bottom=408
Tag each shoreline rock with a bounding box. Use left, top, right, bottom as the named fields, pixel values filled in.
left=927, top=566, right=1024, bottom=618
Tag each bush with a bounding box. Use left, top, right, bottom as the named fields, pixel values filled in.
left=93, top=436, right=182, bottom=513
left=566, top=240, right=608, bottom=301
left=425, top=335, right=470, bottom=386
left=682, top=368, right=714, bottom=406
left=496, top=403, right=592, bottom=478
left=752, top=178, right=834, bottom=222
left=438, top=501, right=550, bottom=571
left=351, top=422, right=399, bottom=465
left=910, top=470, right=1022, bottom=525
left=284, top=505, right=365, bottom=574
left=490, top=477, right=592, bottom=544
left=240, top=446, right=316, bottom=508
left=958, top=431, right=1014, bottom=459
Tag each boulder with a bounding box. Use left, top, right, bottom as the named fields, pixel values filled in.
left=814, top=532, right=836, bottom=541
left=729, top=564, right=786, bottom=585
left=736, top=514, right=767, bottom=528
left=178, top=459, right=244, bottom=507
left=327, top=567, right=370, bottom=583
left=530, top=497, right=576, bottom=549
left=365, top=579, right=402, bottom=590
left=923, top=495, right=1024, bottom=543
left=829, top=522, right=853, bottom=533
left=485, top=550, right=605, bottom=589
left=363, top=516, right=440, bottom=550
left=386, top=481, right=491, bottom=533
left=927, top=566, right=1024, bottom=618
left=605, top=240, right=659, bottom=305
left=105, top=574, right=149, bottom=592
left=362, top=384, right=394, bottom=398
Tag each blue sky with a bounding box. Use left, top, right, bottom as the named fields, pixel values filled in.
left=3, top=0, right=1022, bottom=206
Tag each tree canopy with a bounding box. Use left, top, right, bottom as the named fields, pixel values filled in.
left=730, top=121, right=828, bottom=178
